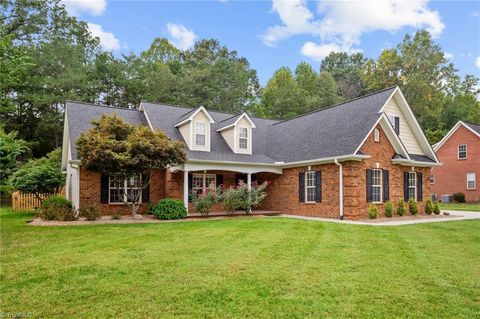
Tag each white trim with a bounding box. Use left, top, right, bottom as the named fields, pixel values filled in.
left=407, top=171, right=417, bottom=201
left=457, top=144, right=467, bottom=160
left=108, top=175, right=142, bottom=204
left=216, top=112, right=257, bottom=132
left=174, top=106, right=215, bottom=127
left=61, top=108, right=70, bottom=172
left=184, top=161, right=282, bottom=175
left=304, top=171, right=316, bottom=203
left=380, top=87, right=439, bottom=163
left=371, top=168, right=383, bottom=203
left=354, top=114, right=410, bottom=159
left=434, top=121, right=480, bottom=151
left=282, top=154, right=370, bottom=168
left=391, top=159, right=441, bottom=167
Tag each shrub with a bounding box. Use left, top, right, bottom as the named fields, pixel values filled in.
left=78, top=205, right=100, bottom=220
left=36, top=196, right=76, bottom=221
left=425, top=199, right=433, bottom=215
left=221, top=187, right=244, bottom=215
left=408, top=199, right=418, bottom=215
left=433, top=202, right=441, bottom=215
left=111, top=212, right=121, bottom=220
left=152, top=199, right=187, bottom=220
left=230, top=181, right=269, bottom=214
left=384, top=201, right=393, bottom=218
left=191, top=188, right=221, bottom=216
left=396, top=199, right=406, bottom=216
left=368, top=204, right=378, bottom=219
left=453, top=192, right=465, bottom=203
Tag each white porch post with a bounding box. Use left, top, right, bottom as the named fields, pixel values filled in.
left=247, top=173, right=252, bottom=213
left=184, top=170, right=189, bottom=212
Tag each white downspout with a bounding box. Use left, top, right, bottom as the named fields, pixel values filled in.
left=334, top=159, right=344, bottom=220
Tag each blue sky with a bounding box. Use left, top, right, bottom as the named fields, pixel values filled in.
left=65, top=0, right=480, bottom=85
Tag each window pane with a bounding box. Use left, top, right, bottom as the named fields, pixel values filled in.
left=196, top=122, right=205, bottom=134
left=458, top=145, right=467, bottom=159
left=239, top=127, right=248, bottom=138
left=196, top=134, right=205, bottom=146
left=306, top=172, right=315, bottom=187
left=239, top=138, right=247, bottom=149
left=372, top=186, right=381, bottom=202
left=306, top=187, right=316, bottom=202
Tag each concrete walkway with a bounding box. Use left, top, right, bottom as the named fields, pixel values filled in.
left=278, top=210, right=480, bottom=226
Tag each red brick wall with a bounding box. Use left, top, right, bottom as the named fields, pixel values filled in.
left=431, top=125, right=480, bottom=202
left=260, top=124, right=432, bottom=219
left=79, top=167, right=165, bottom=215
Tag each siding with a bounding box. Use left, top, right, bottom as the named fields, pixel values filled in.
left=178, top=123, right=190, bottom=148
left=235, top=117, right=252, bottom=154
left=191, top=111, right=210, bottom=151
left=221, top=127, right=235, bottom=151
left=383, top=96, right=424, bottom=155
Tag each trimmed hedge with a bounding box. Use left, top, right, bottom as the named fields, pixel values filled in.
left=368, top=204, right=378, bottom=219
left=152, top=199, right=187, bottom=220
left=384, top=201, right=394, bottom=218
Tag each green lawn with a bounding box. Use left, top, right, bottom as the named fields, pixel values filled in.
left=440, top=202, right=480, bottom=212
left=1, top=207, right=479, bottom=318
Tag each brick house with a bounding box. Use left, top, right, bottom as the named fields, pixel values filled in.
left=61, top=86, right=440, bottom=219
left=431, top=121, right=480, bottom=202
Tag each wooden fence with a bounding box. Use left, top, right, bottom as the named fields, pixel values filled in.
left=11, top=189, right=65, bottom=211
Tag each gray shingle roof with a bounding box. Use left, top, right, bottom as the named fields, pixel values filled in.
left=66, top=101, right=148, bottom=160
left=408, top=154, right=436, bottom=163
left=66, top=86, right=404, bottom=165
left=464, top=121, right=480, bottom=135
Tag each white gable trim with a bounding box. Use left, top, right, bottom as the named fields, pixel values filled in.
left=174, top=106, right=214, bottom=127
left=379, top=87, right=439, bottom=163
left=354, top=114, right=410, bottom=159
left=433, top=121, right=480, bottom=151
left=216, top=113, right=257, bottom=132
left=61, top=108, right=70, bottom=172
left=139, top=102, right=154, bottom=131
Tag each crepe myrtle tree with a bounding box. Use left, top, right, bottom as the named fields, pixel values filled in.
left=76, top=114, right=186, bottom=216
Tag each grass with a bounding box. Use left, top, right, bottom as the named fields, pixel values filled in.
left=439, top=202, right=480, bottom=211
left=1, top=207, right=479, bottom=318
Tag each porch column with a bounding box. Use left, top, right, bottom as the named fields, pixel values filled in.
left=247, top=173, right=252, bottom=213
left=183, top=170, right=189, bottom=212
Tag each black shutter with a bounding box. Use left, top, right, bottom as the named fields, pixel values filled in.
left=299, top=172, right=305, bottom=203
left=100, top=174, right=109, bottom=204
left=383, top=170, right=389, bottom=202
left=315, top=171, right=322, bottom=203
left=366, top=169, right=373, bottom=202
left=417, top=172, right=423, bottom=202
left=188, top=173, right=193, bottom=203
left=142, top=173, right=150, bottom=203
left=394, top=117, right=400, bottom=135
left=216, top=174, right=223, bottom=187
left=404, top=172, right=409, bottom=201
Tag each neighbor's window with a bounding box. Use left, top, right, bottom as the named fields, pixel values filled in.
left=372, top=169, right=382, bottom=202
left=109, top=175, right=141, bottom=204
left=458, top=144, right=467, bottom=159
left=238, top=127, right=248, bottom=149
left=305, top=171, right=316, bottom=203
left=430, top=174, right=435, bottom=184
left=373, top=128, right=380, bottom=142
left=467, top=172, right=476, bottom=189
left=192, top=173, right=216, bottom=195
left=195, top=122, right=206, bottom=146
left=408, top=172, right=417, bottom=200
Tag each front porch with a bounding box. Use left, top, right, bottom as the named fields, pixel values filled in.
left=168, top=161, right=283, bottom=213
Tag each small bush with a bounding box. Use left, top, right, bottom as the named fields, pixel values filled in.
left=396, top=199, right=406, bottom=216
left=146, top=203, right=155, bottom=215
left=384, top=201, right=393, bottom=218
left=425, top=199, right=433, bottom=215
left=221, top=187, right=244, bottom=215
left=368, top=204, right=378, bottom=219
left=433, top=202, right=441, bottom=215
left=79, top=205, right=100, bottom=220
left=152, top=199, right=187, bottom=220
left=453, top=192, right=465, bottom=203
left=36, top=196, right=76, bottom=221
left=191, top=188, right=221, bottom=216
left=408, top=199, right=418, bottom=215
left=111, top=212, right=121, bottom=220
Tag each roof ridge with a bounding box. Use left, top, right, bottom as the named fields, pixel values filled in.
left=272, top=86, right=398, bottom=126
left=463, top=120, right=480, bottom=126
left=66, top=100, right=140, bottom=112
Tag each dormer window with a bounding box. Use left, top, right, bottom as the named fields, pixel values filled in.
left=238, top=127, right=248, bottom=149
left=195, top=122, right=206, bottom=146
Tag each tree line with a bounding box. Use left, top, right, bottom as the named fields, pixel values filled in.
left=1, top=0, right=479, bottom=163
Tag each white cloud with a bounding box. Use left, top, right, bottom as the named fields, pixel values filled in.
left=444, top=52, right=453, bottom=60
left=62, top=0, right=106, bottom=16
left=166, top=23, right=197, bottom=50
left=262, top=0, right=445, bottom=61
left=301, top=42, right=361, bottom=61
left=476, top=56, right=480, bottom=70
left=472, top=11, right=480, bottom=17
left=87, top=23, right=120, bottom=50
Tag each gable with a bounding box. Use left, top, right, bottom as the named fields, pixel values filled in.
left=382, top=95, right=424, bottom=155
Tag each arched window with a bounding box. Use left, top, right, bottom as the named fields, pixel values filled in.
left=374, top=128, right=380, bottom=142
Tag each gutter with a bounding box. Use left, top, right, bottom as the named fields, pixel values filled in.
left=334, top=159, right=344, bottom=220
left=391, top=159, right=442, bottom=167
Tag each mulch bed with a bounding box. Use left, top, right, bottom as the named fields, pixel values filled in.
left=358, top=213, right=454, bottom=223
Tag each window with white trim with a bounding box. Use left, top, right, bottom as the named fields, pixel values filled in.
left=195, top=122, right=206, bottom=146
left=408, top=172, right=417, bottom=200
left=429, top=174, right=435, bottom=184
left=372, top=169, right=382, bottom=203
left=238, top=127, right=248, bottom=149
left=305, top=171, right=316, bottom=203
left=467, top=172, right=476, bottom=190
left=192, top=173, right=216, bottom=195
left=109, top=175, right=141, bottom=204
left=458, top=144, right=467, bottom=159
left=373, top=128, right=380, bottom=142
